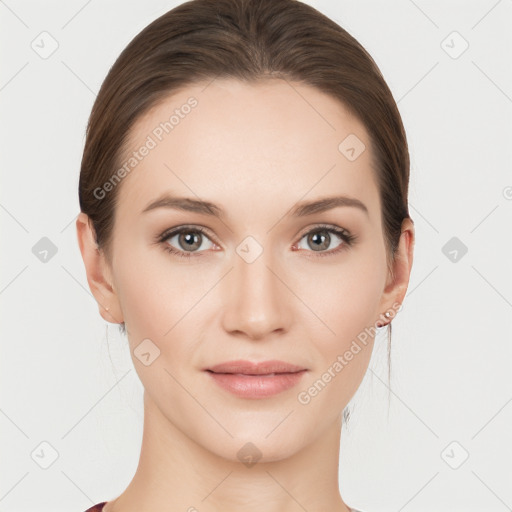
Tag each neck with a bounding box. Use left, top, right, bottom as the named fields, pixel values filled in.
left=105, top=392, right=352, bottom=512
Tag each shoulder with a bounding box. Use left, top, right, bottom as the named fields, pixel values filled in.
left=83, top=502, right=107, bottom=512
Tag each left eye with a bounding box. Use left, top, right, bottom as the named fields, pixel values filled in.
left=295, top=228, right=346, bottom=252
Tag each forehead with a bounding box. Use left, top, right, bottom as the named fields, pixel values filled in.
left=115, top=78, right=380, bottom=223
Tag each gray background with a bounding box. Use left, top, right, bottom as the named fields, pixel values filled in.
left=1, top=1, right=511, bottom=511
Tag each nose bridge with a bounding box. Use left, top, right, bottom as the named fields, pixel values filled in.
left=221, top=235, right=290, bottom=339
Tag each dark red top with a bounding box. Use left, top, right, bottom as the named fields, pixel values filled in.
left=84, top=503, right=107, bottom=512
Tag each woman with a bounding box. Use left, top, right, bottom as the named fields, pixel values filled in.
left=76, top=0, right=415, bottom=510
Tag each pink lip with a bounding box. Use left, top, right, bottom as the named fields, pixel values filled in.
left=204, top=360, right=308, bottom=399
left=207, top=359, right=306, bottom=375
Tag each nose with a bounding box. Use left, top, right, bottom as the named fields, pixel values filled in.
left=221, top=243, right=292, bottom=341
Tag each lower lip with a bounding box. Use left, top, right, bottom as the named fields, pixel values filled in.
left=206, top=370, right=307, bottom=399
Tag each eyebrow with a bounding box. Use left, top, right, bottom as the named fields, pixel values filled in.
left=142, top=194, right=369, bottom=218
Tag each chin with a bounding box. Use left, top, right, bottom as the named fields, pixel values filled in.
left=202, top=428, right=306, bottom=465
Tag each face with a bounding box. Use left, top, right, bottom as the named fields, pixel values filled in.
left=80, top=78, right=411, bottom=462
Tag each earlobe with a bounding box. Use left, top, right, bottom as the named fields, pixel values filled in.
left=75, top=212, right=124, bottom=325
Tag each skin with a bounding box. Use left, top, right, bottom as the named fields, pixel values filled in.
left=77, top=78, right=414, bottom=512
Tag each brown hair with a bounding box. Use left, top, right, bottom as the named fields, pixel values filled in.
left=78, top=0, right=412, bottom=420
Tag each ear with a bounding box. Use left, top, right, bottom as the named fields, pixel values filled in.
left=76, top=212, right=124, bottom=324
left=377, top=217, right=415, bottom=326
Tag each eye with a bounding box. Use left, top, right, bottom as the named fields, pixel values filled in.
left=158, top=226, right=217, bottom=259
left=294, top=225, right=356, bottom=257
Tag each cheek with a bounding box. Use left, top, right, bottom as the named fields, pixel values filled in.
left=293, top=256, right=384, bottom=423
left=113, top=244, right=215, bottom=364
left=112, top=249, right=205, bottom=403
left=293, top=249, right=386, bottom=343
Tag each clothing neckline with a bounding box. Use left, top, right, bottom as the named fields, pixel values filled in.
left=87, top=501, right=363, bottom=512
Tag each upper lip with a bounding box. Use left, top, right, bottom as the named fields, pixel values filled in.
left=205, top=360, right=307, bottom=375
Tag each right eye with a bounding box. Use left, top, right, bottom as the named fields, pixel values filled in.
left=158, top=226, right=217, bottom=259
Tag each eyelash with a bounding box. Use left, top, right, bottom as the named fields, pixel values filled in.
left=156, top=224, right=357, bottom=260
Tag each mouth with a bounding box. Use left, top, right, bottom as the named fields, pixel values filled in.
left=205, top=359, right=307, bottom=375
left=203, top=360, right=308, bottom=399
